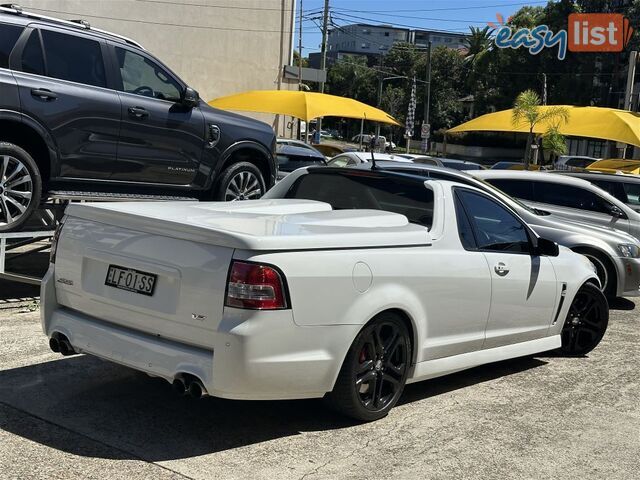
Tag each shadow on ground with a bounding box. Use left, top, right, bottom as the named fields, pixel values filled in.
left=0, top=353, right=546, bottom=462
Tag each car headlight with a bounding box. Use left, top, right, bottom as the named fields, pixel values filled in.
left=617, top=244, right=640, bottom=258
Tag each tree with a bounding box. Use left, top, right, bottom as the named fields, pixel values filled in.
left=542, top=126, right=568, bottom=165
left=463, top=26, right=494, bottom=65
left=512, top=90, right=569, bottom=167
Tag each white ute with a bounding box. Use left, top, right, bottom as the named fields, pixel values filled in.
left=42, top=169, right=608, bottom=421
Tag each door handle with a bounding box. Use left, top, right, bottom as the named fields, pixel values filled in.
left=31, top=88, right=57, bottom=100
left=494, top=262, right=510, bottom=276
left=128, top=106, right=149, bottom=119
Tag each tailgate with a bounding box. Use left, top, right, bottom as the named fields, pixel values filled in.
left=54, top=216, right=233, bottom=348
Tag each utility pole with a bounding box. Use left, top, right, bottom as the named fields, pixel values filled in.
left=421, top=41, right=432, bottom=154
left=542, top=73, right=547, bottom=105
left=315, top=0, right=330, bottom=143
left=622, top=51, right=638, bottom=158
left=297, top=0, right=303, bottom=141
left=375, top=53, right=384, bottom=150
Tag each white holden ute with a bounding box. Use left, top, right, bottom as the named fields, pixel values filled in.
left=42, top=167, right=608, bottom=421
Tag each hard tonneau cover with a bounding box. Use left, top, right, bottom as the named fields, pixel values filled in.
left=65, top=200, right=430, bottom=251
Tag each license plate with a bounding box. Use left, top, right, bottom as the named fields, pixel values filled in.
left=105, top=265, right=157, bottom=296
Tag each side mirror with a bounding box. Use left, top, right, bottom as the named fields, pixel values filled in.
left=534, top=237, right=559, bottom=257
left=609, top=205, right=627, bottom=219
left=181, top=87, right=199, bottom=108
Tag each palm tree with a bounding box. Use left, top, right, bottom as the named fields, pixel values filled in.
left=463, top=26, right=494, bottom=64
left=542, top=125, right=568, bottom=166
left=512, top=90, right=569, bottom=168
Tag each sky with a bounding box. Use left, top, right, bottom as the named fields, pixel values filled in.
left=298, top=0, right=549, bottom=54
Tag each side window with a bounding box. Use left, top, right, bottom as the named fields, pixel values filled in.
left=41, top=30, right=106, bottom=87
left=622, top=182, right=640, bottom=207
left=486, top=179, right=535, bottom=201
left=21, top=30, right=44, bottom=76
left=454, top=193, right=477, bottom=250
left=115, top=47, right=181, bottom=102
left=456, top=189, right=531, bottom=254
left=328, top=155, right=350, bottom=168
left=534, top=182, right=611, bottom=214
left=0, top=23, right=23, bottom=68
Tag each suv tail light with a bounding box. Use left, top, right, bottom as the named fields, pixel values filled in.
left=225, top=261, right=288, bottom=310
left=49, top=220, right=65, bottom=264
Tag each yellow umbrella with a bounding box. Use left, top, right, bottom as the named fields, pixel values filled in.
left=208, top=90, right=400, bottom=125
left=448, top=106, right=640, bottom=147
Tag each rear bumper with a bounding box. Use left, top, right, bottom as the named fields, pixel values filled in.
left=41, top=269, right=358, bottom=400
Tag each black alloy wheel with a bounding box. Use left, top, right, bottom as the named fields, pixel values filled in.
left=560, top=282, right=609, bottom=356
left=326, top=312, right=411, bottom=421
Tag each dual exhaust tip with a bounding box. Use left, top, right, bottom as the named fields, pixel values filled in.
left=49, top=333, right=77, bottom=356
left=49, top=333, right=206, bottom=399
left=172, top=376, right=207, bottom=399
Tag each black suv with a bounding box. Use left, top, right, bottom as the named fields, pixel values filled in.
left=0, top=5, right=277, bottom=231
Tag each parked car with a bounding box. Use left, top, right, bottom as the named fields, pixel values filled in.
left=554, top=155, right=598, bottom=171
left=558, top=171, right=640, bottom=213
left=350, top=134, right=395, bottom=151
left=326, top=152, right=412, bottom=168
left=470, top=170, right=640, bottom=296
left=44, top=167, right=605, bottom=421
left=586, top=159, right=640, bottom=175
left=275, top=143, right=326, bottom=180
left=359, top=162, right=640, bottom=298
left=0, top=6, right=277, bottom=231
left=312, top=143, right=357, bottom=158
left=473, top=170, right=640, bottom=239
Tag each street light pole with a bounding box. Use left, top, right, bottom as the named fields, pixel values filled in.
left=297, top=0, right=303, bottom=141
left=375, top=53, right=383, bottom=149
left=422, top=41, right=432, bottom=153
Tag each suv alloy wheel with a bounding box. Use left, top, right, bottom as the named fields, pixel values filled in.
left=0, top=143, right=42, bottom=232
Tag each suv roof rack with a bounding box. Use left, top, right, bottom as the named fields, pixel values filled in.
left=0, top=4, right=144, bottom=49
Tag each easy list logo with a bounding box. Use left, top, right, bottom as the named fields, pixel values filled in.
left=492, top=13, right=634, bottom=60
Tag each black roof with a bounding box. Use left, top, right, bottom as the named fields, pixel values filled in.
left=557, top=171, right=640, bottom=183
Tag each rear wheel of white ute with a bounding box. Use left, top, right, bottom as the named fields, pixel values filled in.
left=215, top=162, right=266, bottom=201
left=559, top=282, right=608, bottom=356
left=0, top=143, right=42, bottom=233
left=325, top=312, right=412, bottom=422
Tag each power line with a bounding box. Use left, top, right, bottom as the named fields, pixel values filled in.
left=332, top=10, right=496, bottom=24
left=332, top=1, right=547, bottom=14
left=331, top=12, right=469, bottom=34
left=26, top=7, right=293, bottom=33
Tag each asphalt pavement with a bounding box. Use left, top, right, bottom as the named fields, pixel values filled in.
left=0, top=279, right=638, bottom=480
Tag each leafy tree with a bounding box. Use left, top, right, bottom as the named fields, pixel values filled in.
left=512, top=90, right=569, bottom=167
left=542, top=125, right=568, bottom=165
left=463, top=26, right=494, bottom=65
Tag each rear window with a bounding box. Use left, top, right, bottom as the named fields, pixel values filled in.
left=41, top=30, right=106, bottom=87
left=0, top=22, right=23, bottom=68
left=284, top=171, right=434, bottom=228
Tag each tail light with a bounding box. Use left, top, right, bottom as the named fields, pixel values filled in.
left=49, top=220, right=65, bottom=264
left=225, top=261, right=288, bottom=310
